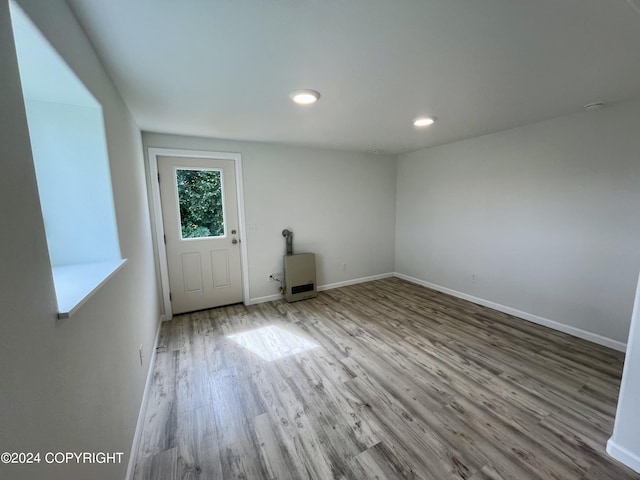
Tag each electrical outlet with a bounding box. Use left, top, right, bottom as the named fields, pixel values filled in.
left=139, top=344, right=144, bottom=365
left=471, top=274, right=477, bottom=283
left=342, top=263, right=348, bottom=271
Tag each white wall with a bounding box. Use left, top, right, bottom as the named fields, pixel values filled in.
left=0, top=1, right=160, bottom=479
left=25, top=99, right=120, bottom=266
left=608, top=273, right=640, bottom=472
left=396, top=100, right=640, bottom=348
left=142, top=133, right=397, bottom=304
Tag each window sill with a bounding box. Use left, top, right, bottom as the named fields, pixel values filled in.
left=52, top=259, right=127, bottom=319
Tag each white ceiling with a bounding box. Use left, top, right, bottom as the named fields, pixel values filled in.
left=66, top=0, right=640, bottom=154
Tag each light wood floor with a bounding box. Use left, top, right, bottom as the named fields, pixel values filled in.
left=132, top=277, right=639, bottom=480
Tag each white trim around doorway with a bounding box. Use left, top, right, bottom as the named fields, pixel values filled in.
left=147, top=147, right=250, bottom=320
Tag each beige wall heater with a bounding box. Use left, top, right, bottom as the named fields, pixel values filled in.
left=283, top=253, right=316, bottom=302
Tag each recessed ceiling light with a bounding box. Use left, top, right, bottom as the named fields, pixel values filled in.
left=290, top=89, right=321, bottom=105
left=413, top=116, right=436, bottom=127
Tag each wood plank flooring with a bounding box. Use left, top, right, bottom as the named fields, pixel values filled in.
left=132, top=277, right=639, bottom=480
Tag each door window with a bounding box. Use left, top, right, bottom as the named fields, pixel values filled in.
left=175, top=168, right=225, bottom=239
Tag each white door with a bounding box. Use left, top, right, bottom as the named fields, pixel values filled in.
left=158, top=155, right=242, bottom=314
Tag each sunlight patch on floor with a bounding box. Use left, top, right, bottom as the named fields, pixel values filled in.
left=227, top=325, right=319, bottom=361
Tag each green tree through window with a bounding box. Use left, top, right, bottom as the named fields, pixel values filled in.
left=176, top=169, right=224, bottom=238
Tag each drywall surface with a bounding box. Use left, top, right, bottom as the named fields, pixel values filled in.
left=608, top=272, right=640, bottom=472
left=0, top=1, right=160, bottom=479
left=24, top=100, right=120, bottom=266
left=142, top=133, right=397, bottom=303
left=396, top=100, right=640, bottom=346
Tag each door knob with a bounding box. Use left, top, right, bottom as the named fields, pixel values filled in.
left=232, top=238, right=238, bottom=244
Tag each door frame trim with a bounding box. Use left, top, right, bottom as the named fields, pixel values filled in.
left=148, top=147, right=250, bottom=319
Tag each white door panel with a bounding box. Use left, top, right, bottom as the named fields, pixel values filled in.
left=158, top=156, right=242, bottom=314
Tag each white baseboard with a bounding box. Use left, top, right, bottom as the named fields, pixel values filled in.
left=125, top=320, right=163, bottom=480
left=394, top=273, right=627, bottom=352
left=248, top=272, right=394, bottom=305
left=607, top=439, right=640, bottom=473
left=318, top=272, right=394, bottom=292
left=249, top=293, right=283, bottom=305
